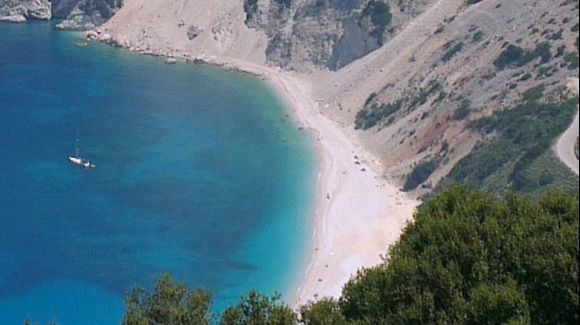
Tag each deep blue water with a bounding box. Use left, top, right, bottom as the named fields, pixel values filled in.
left=0, top=22, right=315, bottom=324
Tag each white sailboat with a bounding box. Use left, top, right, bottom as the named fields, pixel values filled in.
left=68, top=140, right=95, bottom=169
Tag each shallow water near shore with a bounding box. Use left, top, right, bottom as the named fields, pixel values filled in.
left=0, top=21, right=315, bottom=324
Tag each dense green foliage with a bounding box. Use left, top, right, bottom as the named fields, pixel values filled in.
left=355, top=82, right=442, bottom=130
left=339, top=187, right=579, bottom=324
left=442, top=41, right=465, bottom=62
left=494, top=43, right=552, bottom=70
left=220, top=291, right=295, bottom=325
left=274, top=0, right=292, bottom=8
left=360, top=1, right=392, bottom=42
left=243, top=0, right=259, bottom=23
left=444, top=94, right=579, bottom=195
left=452, top=99, right=472, bottom=120
left=300, top=298, right=347, bottom=324
left=403, top=158, right=440, bottom=191
left=564, top=52, right=579, bottom=70
left=355, top=99, right=403, bottom=129
left=123, top=274, right=213, bottom=325
left=121, top=275, right=294, bottom=325
left=521, top=84, right=545, bottom=102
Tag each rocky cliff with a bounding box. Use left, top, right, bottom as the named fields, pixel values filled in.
left=244, top=0, right=434, bottom=71
left=0, top=0, right=122, bottom=30
left=53, top=0, right=123, bottom=30
left=94, top=0, right=434, bottom=71
left=0, top=0, right=51, bottom=22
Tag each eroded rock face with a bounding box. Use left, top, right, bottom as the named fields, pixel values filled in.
left=0, top=0, right=122, bottom=30
left=244, top=0, right=434, bottom=71
left=0, top=0, right=52, bottom=22
left=52, top=0, right=79, bottom=18
left=53, top=0, right=123, bottom=31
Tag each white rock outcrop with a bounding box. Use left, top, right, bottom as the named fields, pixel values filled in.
left=0, top=0, right=51, bottom=22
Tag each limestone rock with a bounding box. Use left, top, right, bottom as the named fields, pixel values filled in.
left=0, top=0, right=51, bottom=22
left=244, top=0, right=435, bottom=71
left=187, top=25, right=203, bottom=40
left=0, top=14, right=26, bottom=22
left=53, top=0, right=123, bottom=31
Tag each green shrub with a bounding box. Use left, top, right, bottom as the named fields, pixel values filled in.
left=243, top=0, right=259, bottom=23
left=360, top=1, right=392, bottom=42
left=403, top=158, right=440, bottom=191
left=442, top=41, right=464, bottom=62
left=452, top=99, right=471, bottom=120
left=355, top=99, right=403, bottom=129
left=522, top=84, right=545, bottom=102
left=564, top=52, right=579, bottom=70
left=445, top=96, right=578, bottom=194
left=472, top=30, right=484, bottom=43
left=519, top=73, right=532, bottom=81
left=340, top=187, right=579, bottom=324
left=494, top=42, right=552, bottom=70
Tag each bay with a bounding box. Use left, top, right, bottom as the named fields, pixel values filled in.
left=0, top=21, right=315, bottom=324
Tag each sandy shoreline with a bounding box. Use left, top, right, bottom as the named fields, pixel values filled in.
left=208, top=59, right=420, bottom=307
left=89, top=21, right=419, bottom=307
left=275, top=76, right=419, bottom=307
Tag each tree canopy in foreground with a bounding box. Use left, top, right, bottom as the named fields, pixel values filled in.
left=340, top=186, right=578, bottom=324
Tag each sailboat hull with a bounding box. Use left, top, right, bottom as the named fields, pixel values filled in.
left=68, top=156, right=94, bottom=168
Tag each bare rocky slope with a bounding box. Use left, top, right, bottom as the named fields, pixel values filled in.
left=243, top=0, right=434, bottom=71
left=0, top=0, right=51, bottom=22
left=53, top=0, right=123, bottom=30
left=315, top=0, right=580, bottom=196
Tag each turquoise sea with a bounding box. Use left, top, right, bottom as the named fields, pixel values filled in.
left=0, top=22, right=315, bottom=324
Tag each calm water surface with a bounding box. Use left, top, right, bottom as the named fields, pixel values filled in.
left=0, top=22, right=315, bottom=324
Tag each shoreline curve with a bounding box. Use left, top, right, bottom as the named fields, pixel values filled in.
left=90, top=36, right=419, bottom=308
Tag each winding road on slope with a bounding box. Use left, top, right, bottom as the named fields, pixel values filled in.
left=555, top=78, right=579, bottom=176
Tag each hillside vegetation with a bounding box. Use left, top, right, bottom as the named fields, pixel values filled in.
left=338, top=187, right=578, bottom=324
left=339, top=0, right=580, bottom=195
left=438, top=91, right=579, bottom=196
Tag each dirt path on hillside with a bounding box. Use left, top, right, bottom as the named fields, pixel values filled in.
left=555, top=78, right=579, bottom=175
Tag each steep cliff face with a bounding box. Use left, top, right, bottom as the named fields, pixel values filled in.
left=244, top=0, right=435, bottom=71
left=53, top=0, right=123, bottom=30
left=0, top=0, right=51, bottom=22
left=0, top=0, right=121, bottom=30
